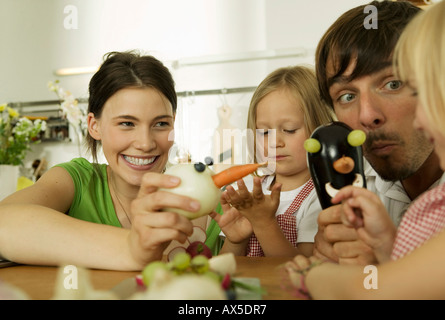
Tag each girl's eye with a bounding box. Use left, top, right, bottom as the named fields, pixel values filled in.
left=257, top=130, right=268, bottom=136
left=338, top=93, right=355, bottom=104
left=284, top=129, right=297, bottom=134
left=384, top=80, right=403, bottom=91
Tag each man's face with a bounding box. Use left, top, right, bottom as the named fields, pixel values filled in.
left=327, top=61, right=433, bottom=181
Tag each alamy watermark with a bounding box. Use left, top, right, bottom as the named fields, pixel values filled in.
left=63, top=265, right=78, bottom=289
left=363, top=265, right=378, bottom=290
left=167, top=128, right=278, bottom=173
left=363, top=5, right=378, bottom=30
left=64, top=5, right=78, bottom=30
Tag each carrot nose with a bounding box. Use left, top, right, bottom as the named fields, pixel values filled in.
left=212, top=163, right=265, bottom=188
left=333, top=156, right=355, bottom=174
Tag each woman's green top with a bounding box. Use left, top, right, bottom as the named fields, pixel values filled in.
left=56, top=157, right=122, bottom=227
left=57, top=157, right=224, bottom=253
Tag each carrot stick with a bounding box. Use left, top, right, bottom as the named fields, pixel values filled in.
left=212, top=163, right=266, bottom=188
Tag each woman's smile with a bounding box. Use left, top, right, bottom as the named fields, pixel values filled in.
left=121, top=154, right=159, bottom=170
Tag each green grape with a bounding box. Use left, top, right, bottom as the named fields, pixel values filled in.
left=304, top=138, right=321, bottom=153
left=172, top=252, right=191, bottom=271
left=348, top=130, right=366, bottom=147
left=142, top=261, right=168, bottom=286
left=191, top=255, right=210, bottom=274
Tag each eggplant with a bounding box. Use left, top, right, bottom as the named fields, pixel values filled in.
left=304, top=121, right=366, bottom=209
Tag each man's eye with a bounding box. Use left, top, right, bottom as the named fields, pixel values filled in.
left=384, top=80, right=403, bottom=91
left=119, top=122, right=134, bottom=127
left=338, top=93, right=355, bottom=103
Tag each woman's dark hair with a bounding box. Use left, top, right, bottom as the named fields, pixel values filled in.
left=316, top=0, right=421, bottom=108
left=86, top=51, right=176, bottom=162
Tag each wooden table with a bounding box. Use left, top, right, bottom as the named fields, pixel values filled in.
left=0, top=256, right=297, bottom=300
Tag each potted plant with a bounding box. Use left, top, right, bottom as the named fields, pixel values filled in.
left=0, top=104, right=46, bottom=199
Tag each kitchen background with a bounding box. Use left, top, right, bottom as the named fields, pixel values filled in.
left=1, top=0, right=423, bottom=176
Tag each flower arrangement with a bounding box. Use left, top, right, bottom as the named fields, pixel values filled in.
left=48, top=80, right=87, bottom=138
left=0, top=104, right=46, bottom=166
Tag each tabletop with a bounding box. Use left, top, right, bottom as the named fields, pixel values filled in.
left=0, top=256, right=297, bottom=300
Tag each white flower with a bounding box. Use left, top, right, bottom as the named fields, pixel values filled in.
left=49, top=80, right=87, bottom=137
left=47, top=81, right=58, bottom=92
left=35, top=119, right=47, bottom=131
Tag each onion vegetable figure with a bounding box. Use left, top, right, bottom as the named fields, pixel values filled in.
left=161, top=158, right=265, bottom=219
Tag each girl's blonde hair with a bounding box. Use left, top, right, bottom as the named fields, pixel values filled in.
left=394, top=1, right=445, bottom=133
left=246, top=65, right=335, bottom=163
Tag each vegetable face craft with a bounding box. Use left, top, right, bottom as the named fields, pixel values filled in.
left=304, top=122, right=366, bottom=209
left=161, top=159, right=264, bottom=219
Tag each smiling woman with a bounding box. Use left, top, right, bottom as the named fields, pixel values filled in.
left=0, top=51, right=200, bottom=271
left=88, top=87, right=174, bottom=188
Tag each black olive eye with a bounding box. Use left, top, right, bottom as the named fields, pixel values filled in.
left=194, top=162, right=206, bottom=172
left=204, top=157, right=214, bottom=166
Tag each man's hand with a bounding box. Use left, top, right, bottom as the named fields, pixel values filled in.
left=313, top=204, right=378, bottom=265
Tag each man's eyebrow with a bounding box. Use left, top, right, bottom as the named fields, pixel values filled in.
left=327, top=75, right=353, bottom=91
left=328, top=61, right=393, bottom=88
left=329, top=75, right=350, bottom=87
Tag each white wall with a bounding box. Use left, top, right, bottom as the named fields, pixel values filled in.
left=0, top=0, right=371, bottom=169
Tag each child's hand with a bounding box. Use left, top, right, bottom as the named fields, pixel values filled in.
left=282, top=255, right=324, bottom=299
left=224, top=177, right=281, bottom=229
left=128, top=172, right=195, bottom=267
left=331, top=186, right=397, bottom=262
left=210, top=193, right=253, bottom=244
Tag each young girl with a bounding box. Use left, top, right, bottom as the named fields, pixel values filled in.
left=0, top=51, right=198, bottom=271
left=284, top=1, right=445, bottom=299
left=210, top=66, right=335, bottom=257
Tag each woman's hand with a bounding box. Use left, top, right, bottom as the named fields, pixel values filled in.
left=128, top=172, right=196, bottom=267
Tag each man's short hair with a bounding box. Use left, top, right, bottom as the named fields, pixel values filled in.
left=316, top=0, right=421, bottom=108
